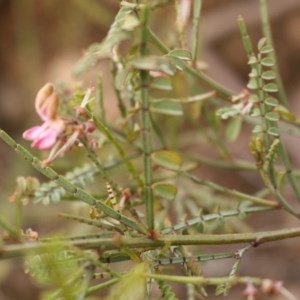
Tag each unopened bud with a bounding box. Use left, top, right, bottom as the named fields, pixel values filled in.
left=35, top=82, right=59, bottom=121
left=261, top=279, right=282, bottom=295
left=243, top=282, right=258, bottom=300
left=75, top=106, right=88, bottom=117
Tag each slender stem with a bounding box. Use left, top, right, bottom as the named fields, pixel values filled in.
left=15, top=196, right=23, bottom=239
left=0, top=216, right=18, bottom=239
left=95, top=76, right=106, bottom=123
left=3, top=226, right=300, bottom=259
left=87, top=278, right=119, bottom=295
left=147, top=274, right=261, bottom=286
left=266, top=181, right=300, bottom=218
left=182, top=172, right=279, bottom=207
left=81, top=137, right=119, bottom=193
left=146, top=27, right=233, bottom=100
left=161, top=206, right=274, bottom=234
left=187, top=155, right=257, bottom=172
left=77, top=264, right=95, bottom=300
left=277, top=141, right=300, bottom=205
left=111, top=49, right=127, bottom=117
left=237, top=15, right=254, bottom=54
left=86, top=110, right=144, bottom=188
left=191, top=0, right=202, bottom=66
left=58, top=212, right=124, bottom=234
left=219, top=244, right=251, bottom=295
left=259, top=0, right=288, bottom=107
left=0, top=129, right=146, bottom=234
left=140, top=4, right=154, bottom=231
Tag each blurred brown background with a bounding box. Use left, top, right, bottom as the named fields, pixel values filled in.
left=1, top=0, right=300, bottom=299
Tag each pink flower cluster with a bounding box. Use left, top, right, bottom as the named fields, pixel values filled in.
left=23, top=83, right=65, bottom=150
left=23, top=83, right=97, bottom=165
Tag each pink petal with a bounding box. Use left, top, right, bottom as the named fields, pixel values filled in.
left=32, top=131, right=58, bottom=149
left=23, top=120, right=65, bottom=150
left=32, top=127, right=60, bottom=149
left=23, top=125, right=45, bottom=140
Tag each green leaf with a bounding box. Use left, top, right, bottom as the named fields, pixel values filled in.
left=265, top=97, right=278, bottom=107
left=265, top=112, right=280, bottom=122
left=248, top=56, right=258, bottom=65
left=216, top=107, right=240, bottom=119
left=260, top=45, right=273, bottom=54
left=257, top=37, right=267, bottom=50
left=151, top=77, right=173, bottom=91
left=261, top=57, right=275, bottom=67
left=252, top=125, right=263, bottom=134
left=151, top=150, right=182, bottom=171
left=168, top=56, right=186, bottom=71
left=247, top=78, right=259, bottom=90
left=275, top=106, right=297, bottom=122
left=130, top=56, right=177, bottom=76
left=225, top=117, right=242, bottom=142
left=263, top=83, right=278, bottom=93
left=250, top=107, right=261, bottom=117
left=150, top=99, right=183, bottom=116
left=261, top=70, right=276, bottom=80
left=249, top=94, right=259, bottom=103
left=152, top=182, right=177, bottom=200
left=249, top=68, right=259, bottom=78
left=267, top=127, right=280, bottom=137
left=168, top=49, right=192, bottom=61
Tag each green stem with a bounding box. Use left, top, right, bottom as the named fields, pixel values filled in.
left=95, top=76, right=106, bottom=123
left=277, top=140, right=300, bottom=205
left=0, top=216, right=19, bottom=239
left=87, top=278, right=119, bottom=295
left=3, top=226, right=300, bottom=259
left=81, top=138, right=119, bottom=193
left=191, top=0, right=202, bottom=66
left=187, top=155, right=257, bottom=172
left=161, top=206, right=274, bottom=234
left=267, top=181, right=300, bottom=218
left=111, top=54, right=127, bottom=117
left=77, top=264, right=95, bottom=300
left=58, top=212, right=124, bottom=234
left=147, top=274, right=261, bottom=286
left=182, top=172, right=279, bottom=208
left=140, top=4, right=154, bottom=231
left=0, top=129, right=146, bottom=234
left=237, top=15, right=254, bottom=54
left=86, top=110, right=144, bottom=188
left=146, top=28, right=233, bottom=100
left=259, top=0, right=289, bottom=107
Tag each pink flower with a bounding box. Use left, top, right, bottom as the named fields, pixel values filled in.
left=23, top=83, right=65, bottom=150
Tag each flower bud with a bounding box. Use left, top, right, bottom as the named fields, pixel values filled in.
left=243, top=282, right=258, bottom=300
left=35, top=83, right=59, bottom=121
left=261, top=279, right=282, bottom=295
